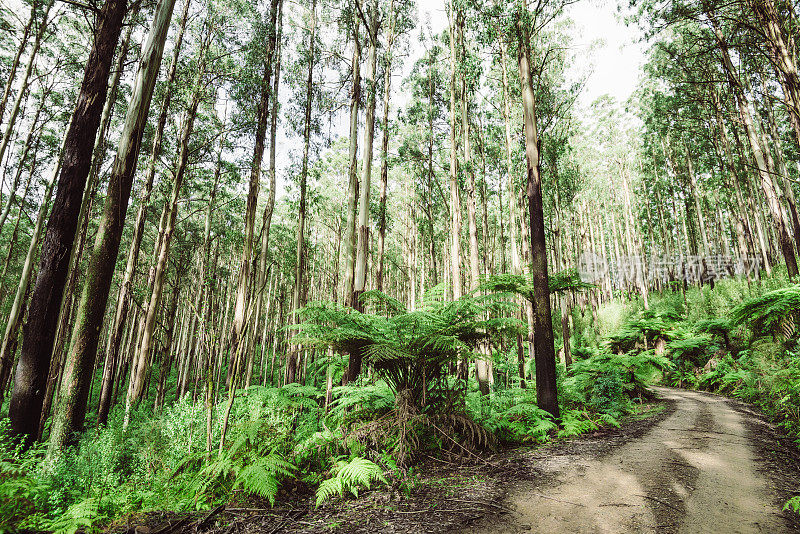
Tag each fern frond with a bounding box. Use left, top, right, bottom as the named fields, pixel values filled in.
left=45, top=498, right=99, bottom=534
left=337, top=457, right=386, bottom=495
left=315, top=457, right=387, bottom=506
left=599, top=413, right=621, bottom=428
left=731, top=284, right=800, bottom=338
left=784, top=496, right=800, bottom=514
left=234, top=461, right=279, bottom=505
left=315, top=476, right=344, bottom=506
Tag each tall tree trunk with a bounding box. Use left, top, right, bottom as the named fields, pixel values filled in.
left=287, top=0, right=316, bottom=385
left=230, top=0, right=281, bottom=352
left=448, top=0, right=462, bottom=302
left=246, top=0, right=284, bottom=389
left=500, top=39, right=526, bottom=388
left=516, top=2, right=559, bottom=419
left=710, top=15, right=797, bottom=277
left=347, top=0, right=379, bottom=383
left=426, top=50, right=439, bottom=288
left=96, top=1, right=190, bottom=427
left=122, top=39, right=208, bottom=428
left=376, top=0, right=396, bottom=293
left=8, top=0, right=128, bottom=446
left=342, top=13, right=361, bottom=307
left=53, top=20, right=135, bottom=429
left=457, top=18, right=487, bottom=393
left=44, top=0, right=177, bottom=454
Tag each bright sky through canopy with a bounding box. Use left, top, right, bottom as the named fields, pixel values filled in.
left=567, top=0, right=646, bottom=106
left=415, top=0, right=646, bottom=109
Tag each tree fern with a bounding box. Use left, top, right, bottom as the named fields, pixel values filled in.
left=731, top=284, right=800, bottom=338
left=480, top=270, right=593, bottom=302
left=294, top=291, right=518, bottom=411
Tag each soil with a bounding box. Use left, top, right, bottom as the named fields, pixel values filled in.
left=463, top=388, right=800, bottom=534
left=128, top=388, right=800, bottom=534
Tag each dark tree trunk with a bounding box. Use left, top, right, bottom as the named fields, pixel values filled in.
left=47, top=0, right=178, bottom=453
left=516, top=4, right=560, bottom=420
left=9, top=0, right=129, bottom=446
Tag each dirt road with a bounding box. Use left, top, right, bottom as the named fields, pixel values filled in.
left=470, top=388, right=799, bottom=533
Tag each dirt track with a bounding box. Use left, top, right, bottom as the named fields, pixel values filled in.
left=469, top=387, right=799, bottom=533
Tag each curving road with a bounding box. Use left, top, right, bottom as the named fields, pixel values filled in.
left=473, top=388, right=799, bottom=533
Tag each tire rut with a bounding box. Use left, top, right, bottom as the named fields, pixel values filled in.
left=467, top=388, right=799, bottom=533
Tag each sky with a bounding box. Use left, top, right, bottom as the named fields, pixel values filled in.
left=413, top=0, right=647, bottom=109
left=566, top=0, right=647, bottom=107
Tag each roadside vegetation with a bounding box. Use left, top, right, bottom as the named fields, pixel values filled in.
left=2, top=0, right=800, bottom=529
left=3, top=273, right=799, bottom=531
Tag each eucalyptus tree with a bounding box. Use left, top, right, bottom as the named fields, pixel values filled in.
left=341, top=2, right=362, bottom=309
left=229, top=0, right=282, bottom=355
left=509, top=0, right=575, bottom=418
left=8, top=0, right=131, bottom=445
left=121, top=10, right=216, bottom=430
left=94, top=0, right=189, bottom=426
left=45, top=0, right=180, bottom=452
left=287, top=0, right=320, bottom=385
left=346, top=0, right=381, bottom=382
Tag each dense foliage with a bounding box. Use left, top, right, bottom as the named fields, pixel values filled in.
left=2, top=0, right=800, bottom=529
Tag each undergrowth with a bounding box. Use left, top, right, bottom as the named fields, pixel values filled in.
left=13, top=276, right=798, bottom=530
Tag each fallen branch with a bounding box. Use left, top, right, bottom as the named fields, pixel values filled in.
left=266, top=520, right=289, bottom=534
left=635, top=494, right=682, bottom=512
left=151, top=516, right=192, bottom=534
left=196, top=504, right=225, bottom=531
left=444, top=498, right=515, bottom=513
left=393, top=508, right=472, bottom=514
left=530, top=492, right=586, bottom=507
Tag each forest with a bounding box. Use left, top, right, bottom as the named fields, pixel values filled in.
left=0, top=0, right=800, bottom=531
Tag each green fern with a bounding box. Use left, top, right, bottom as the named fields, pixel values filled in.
left=232, top=454, right=295, bottom=506
left=315, top=457, right=387, bottom=506
left=667, top=333, right=716, bottom=366
left=294, top=291, right=519, bottom=411
left=480, top=270, right=593, bottom=302
left=785, top=496, right=800, bottom=515
left=731, top=284, right=800, bottom=338
left=44, top=498, right=100, bottom=534
left=598, top=413, right=621, bottom=428
left=315, top=476, right=345, bottom=506
left=558, top=411, right=599, bottom=438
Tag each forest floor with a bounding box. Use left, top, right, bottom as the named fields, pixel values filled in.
left=127, top=388, right=800, bottom=534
